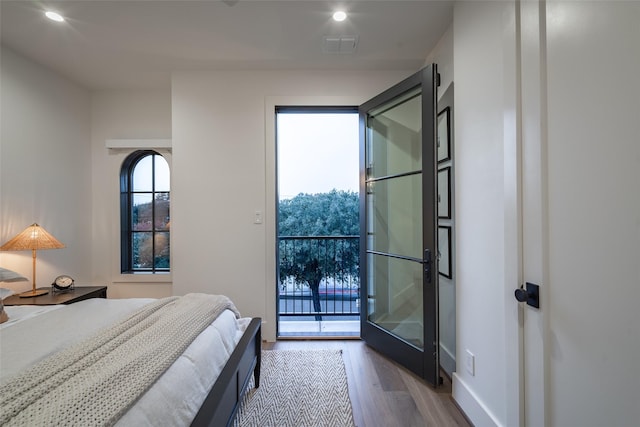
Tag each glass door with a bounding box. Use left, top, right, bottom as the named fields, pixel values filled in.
left=359, top=65, right=439, bottom=385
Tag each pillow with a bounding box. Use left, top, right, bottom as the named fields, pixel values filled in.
left=0, top=299, right=7, bottom=324
left=0, top=287, right=14, bottom=299
left=0, top=286, right=15, bottom=324
left=0, top=268, right=27, bottom=324
left=0, top=267, right=28, bottom=283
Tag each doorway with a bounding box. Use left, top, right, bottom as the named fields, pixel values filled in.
left=275, top=107, right=361, bottom=338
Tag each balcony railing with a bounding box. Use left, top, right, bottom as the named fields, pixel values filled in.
left=278, top=236, right=359, bottom=320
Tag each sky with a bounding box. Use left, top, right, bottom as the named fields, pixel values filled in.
left=277, top=112, right=359, bottom=199
left=132, top=154, right=170, bottom=192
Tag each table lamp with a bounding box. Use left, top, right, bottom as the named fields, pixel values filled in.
left=0, top=223, right=65, bottom=297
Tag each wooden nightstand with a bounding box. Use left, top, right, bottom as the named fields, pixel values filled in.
left=3, top=286, right=107, bottom=306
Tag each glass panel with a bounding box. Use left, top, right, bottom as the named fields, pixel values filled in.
left=367, top=253, right=423, bottom=349
left=133, top=232, right=152, bottom=269
left=367, top=173, right=422, bottom=259
left=154, top=193, right=170, bottom=231
left=154, top=155, right=170, bottom=192
left=132, top=194, right=153, bottom=231
left=366, top=88, right=422, bottom=179
left=132, top=155, right=153, bottom=191
left=154, top=232, right=170, bottom=269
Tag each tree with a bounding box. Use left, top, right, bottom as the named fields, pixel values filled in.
left=131, top=195, right=170, bottom=269
left=278, top=190, right=359, bottom=320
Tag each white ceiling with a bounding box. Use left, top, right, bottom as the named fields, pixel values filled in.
left=0, top=1, right=453, bottom=90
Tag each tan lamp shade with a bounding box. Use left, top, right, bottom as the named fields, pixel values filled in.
left=0, top=223, right=65, bottom=297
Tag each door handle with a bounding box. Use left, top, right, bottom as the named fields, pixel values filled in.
left=424, top=249, right=431, bottom=283
left=514, top=282, right=540, bottom=308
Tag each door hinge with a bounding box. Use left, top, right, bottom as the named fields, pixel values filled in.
left=436, top=73, right=441, bottom=87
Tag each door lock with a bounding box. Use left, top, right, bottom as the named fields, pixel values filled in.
left=514, top=282, right=540, bottom=308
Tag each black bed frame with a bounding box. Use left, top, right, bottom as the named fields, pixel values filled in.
left=190, top=317, right=262, bottom=427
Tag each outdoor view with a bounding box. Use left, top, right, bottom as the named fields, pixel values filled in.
left=131, top=153, right=171, bottom=271
left=277, top=110, right=359, bottom=336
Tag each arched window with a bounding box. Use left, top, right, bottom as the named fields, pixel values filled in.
left=120, top=151, right=170, bottom=273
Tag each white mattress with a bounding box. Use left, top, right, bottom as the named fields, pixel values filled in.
left=0, top=298, right=250, bottom=426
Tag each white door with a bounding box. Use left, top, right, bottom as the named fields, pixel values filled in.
left=519, top=2, right=640, bottom=426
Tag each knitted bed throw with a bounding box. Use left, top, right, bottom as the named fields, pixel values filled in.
left=0, top=293, right=240, bottom=427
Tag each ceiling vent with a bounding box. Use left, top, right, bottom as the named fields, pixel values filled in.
left=322, top=35, right=358, bottom=54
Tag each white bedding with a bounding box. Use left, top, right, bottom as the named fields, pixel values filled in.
left=0, top=298, right=250, bottom=426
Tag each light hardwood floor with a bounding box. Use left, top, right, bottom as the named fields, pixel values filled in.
left=263, top=340, right=472, bottom=427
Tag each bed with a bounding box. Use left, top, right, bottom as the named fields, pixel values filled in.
left=0, top=293, right=261, bottom=427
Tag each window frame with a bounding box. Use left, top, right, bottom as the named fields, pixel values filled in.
left=120, top=150, right=170, bottom=274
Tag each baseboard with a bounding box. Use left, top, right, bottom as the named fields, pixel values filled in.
left=452, top=373, right=502, bottom=427
left=439, top=342, right=456, bottom=377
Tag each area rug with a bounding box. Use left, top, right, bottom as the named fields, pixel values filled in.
left=233, top=349, right=356, bottom=427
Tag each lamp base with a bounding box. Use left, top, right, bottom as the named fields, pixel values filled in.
left=18, top=288, right=49, bottom=298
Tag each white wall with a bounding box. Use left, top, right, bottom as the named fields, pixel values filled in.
left=0, top=49, right=174, bottom=300
left=0, top=47, right=92, bottom=292
left=452, top=2, right=509, bottom=426
left=171, top=69, right=414, bottom=340
left=90, top=89, right=173, bottom=298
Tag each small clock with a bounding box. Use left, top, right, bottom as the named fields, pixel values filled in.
left=52, top=275, right=75, bottom=291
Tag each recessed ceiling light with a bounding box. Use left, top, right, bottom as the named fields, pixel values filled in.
left=332, top=11, right=347, bottom=22
left=45, top=11, right=65, bottom=22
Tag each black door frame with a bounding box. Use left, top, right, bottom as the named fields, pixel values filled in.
left=358, top=65, right=440, bottom=385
